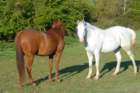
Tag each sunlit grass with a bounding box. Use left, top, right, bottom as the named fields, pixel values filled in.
left=0, top=31, right=140, bottom=93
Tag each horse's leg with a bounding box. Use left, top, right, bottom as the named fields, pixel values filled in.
left=48, top=55, right=53, bottom=81
left=26, top=55, right=35, bottom=85
left=94, top=51, right=100, bottom=80
left=86, top=51, right=93, bottom=79
left=124, top=49, right=137, bottom=74
left=113, top=51, right=122, bottom=75
left=55, top=51, right=62, bottom=81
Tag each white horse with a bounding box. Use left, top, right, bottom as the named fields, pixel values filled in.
left=76, top=20, right=137, bottom=80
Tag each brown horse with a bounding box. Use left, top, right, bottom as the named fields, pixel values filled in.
left=15, top=20, right=65, bottom=87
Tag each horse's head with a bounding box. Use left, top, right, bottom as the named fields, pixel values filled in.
left=52, top=20, right=63, bottom=29
left=52, top=20, right=65, bottom=36
left=76, top=20, right=86, bottom=43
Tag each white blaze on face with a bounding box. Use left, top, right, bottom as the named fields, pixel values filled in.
left=77, top=22, right=85, bottom=43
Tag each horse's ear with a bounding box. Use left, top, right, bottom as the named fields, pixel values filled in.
left=52, top=20, right=63, bottom=29
left=82, top=19, right=85, bottom=23
left=77, top=20, right=80, bottom=24
left=52, top=20, right=57, bottom=29
left=52, top=24, right=55, bottom=29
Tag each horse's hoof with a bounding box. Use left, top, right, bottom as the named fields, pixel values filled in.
left=56, top=79, right=61, bottom=82
left=19, top=82, right=24, bottom=88
left=134, top=72, right=138, bottom=76
left=112, top=73, right=117, bottom=76
left=86, top=77, right=91, bottom=79
left=86, top=76, right=91, bottom=79
left=32, top=82, right=36, bottom=86
left=30, top=81, right=36, bottom=86
left=49, top=79, right=53, bottom=82
left=134, top=68, right=138, bottom=75
left=94, top=76, right=99, bottom=80
left=112, top=72, right=118, bottom=76
left=19, top=84, right=24, bottom=88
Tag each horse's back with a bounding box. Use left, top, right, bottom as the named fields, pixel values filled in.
left=105, top=26, right=135, bottom=49
left=15, top=29, right=63, bottom=56
left=16, top=29, right=41, bottom=39
left=16, top=29, right=44, bottom=55
left=16, top=29, right=42, bottom=45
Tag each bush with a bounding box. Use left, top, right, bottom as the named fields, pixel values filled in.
left=0, top=0, right=95, bottom=40
left=95, top=0, right=140, bottom=30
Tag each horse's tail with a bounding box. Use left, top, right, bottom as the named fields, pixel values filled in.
left=127, top=28, right=136, bottom=48
left=15, top=33, right=25, bottom=86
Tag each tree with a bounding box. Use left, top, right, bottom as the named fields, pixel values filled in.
left=0, top=0, right=95, bottom=40
left=96, top=0, right=123, bottom=19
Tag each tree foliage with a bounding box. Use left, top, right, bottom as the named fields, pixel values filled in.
left=96, top=0, right=123, bottom=18
left=0, top=0, right=140, bottom=40
left=0, top=0, right=95, bottom=40
left=95, top=0, right=140, bottom=29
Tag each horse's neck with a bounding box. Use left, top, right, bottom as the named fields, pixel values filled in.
left=47, top=28, right=64, bottom=40
left=86, top=23, right=102, bottom=37
left=84, top=23, right=104, bottom=46
left=86, top=23, right=102, bottom=32
left=55, top=28, right=64, bottom=39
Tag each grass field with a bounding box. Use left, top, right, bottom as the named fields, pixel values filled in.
left=0, top=31, right=140, bottom=93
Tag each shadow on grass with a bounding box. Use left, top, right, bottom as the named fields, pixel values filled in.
left=32, top=60, right=140, bottom=86
left=100, top=60, right=140, bottom=77
left=34, top=63, right=88, bottom=86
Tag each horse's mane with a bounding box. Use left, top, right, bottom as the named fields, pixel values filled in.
left=45, top=21, right=64, bottom=38
left=85, top=22, right=102, bottom=31
left=44, top=20, right=64, bottom=32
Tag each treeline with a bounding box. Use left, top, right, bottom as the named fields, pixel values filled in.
left=96, top=0, right=140, bottom=29
left=0, top=0, right=95, bottom=40
left=0, top=0, right=140, bottom=40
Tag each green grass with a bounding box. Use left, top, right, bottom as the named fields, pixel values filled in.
left=0, top=31, right=140, bottom=93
